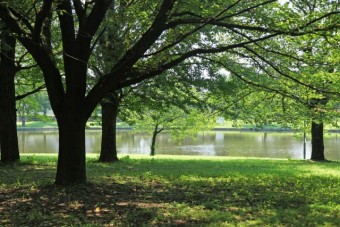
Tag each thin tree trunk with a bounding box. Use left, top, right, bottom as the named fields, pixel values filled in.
left=55, top=114, right=87, bottom=185
left=150, top=126, right=157, bottom=156
left=311, top=121, right=325, bottom=161
left=0, top=34, right=19, bottom=162
left=150, top=124, right=163, bottom=156
left=99, top=100, right=119, bottom=162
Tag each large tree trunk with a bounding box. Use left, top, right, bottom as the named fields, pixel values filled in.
left=311, top=121, right=325, bottom=161
left=55, top=112, right=87, bottom=185
left=0, top=34, right=20, bottom=162
left=99, top=100, right=119, bottom=162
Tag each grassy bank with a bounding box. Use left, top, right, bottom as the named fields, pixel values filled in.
left=1, top=155, right=339, bottom=226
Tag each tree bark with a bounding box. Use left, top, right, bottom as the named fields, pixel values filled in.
left=55, top=114, right=87, bottom=185
left=0, top=34, right=19, bottom=162
left=99, top=99, right=119, bottom=162
left=311, top=121, right=325, bottom=161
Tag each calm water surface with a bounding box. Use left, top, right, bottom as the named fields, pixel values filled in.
left=18, top=130, right=340, bottom=161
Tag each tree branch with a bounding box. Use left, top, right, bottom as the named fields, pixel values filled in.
left=57, top=0, right=76, bottom=78
left=217, top=0, right=276, bottom=21
left=143, top=0, right=245, bottom=58
left=8, top=6, right=33, bottom=32
left=16, top=63, right=38, bottom=71
left=118, top=33, right=281, bottom=88
left=217, top=60, right=309, bottom=106
left=32, top=0, right=53, bottom=42
left=111, top=0, right=176, bottom=71
left=0, top=3, right=65, bottom=116
left=15, top=84, right=46, bottom=101
left=84, top=0, right=177, bottom=118
left=82, top=0, right=112, bottom=38
left=72, top=0, right=85, bottom=26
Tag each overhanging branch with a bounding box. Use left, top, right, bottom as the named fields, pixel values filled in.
left=15, top=84, right=46, bottom=101
left=243, top=45, right=340, bottom=96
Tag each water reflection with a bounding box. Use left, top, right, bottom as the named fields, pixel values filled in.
left=17, top=130, right=340, bottom=161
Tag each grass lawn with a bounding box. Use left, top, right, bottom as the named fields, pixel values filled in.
left=0, top=155, right=339, bottom=226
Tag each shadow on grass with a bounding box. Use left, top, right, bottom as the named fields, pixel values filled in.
left=0, top=157, right=339, bottom=226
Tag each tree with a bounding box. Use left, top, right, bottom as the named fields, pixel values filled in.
left=1, top=0, right=339, bottom=184
left=199, top=0, right=340, bottom=161
left=16, top=91, right=51, bottom=126
left=98, top=91, right=122, bottom=162
left=141, top=107, right=215, bottom=156
left=121, top=72, right=215, bottom=156
left=0, top=29, right=18, bottom=162
left=0, top=26, right=43, bottom=162
left=0, top=1, right=47, bottom=162
left=207, top=28, right=340, bottom=161
left=88, top=5, right=129, bottom=162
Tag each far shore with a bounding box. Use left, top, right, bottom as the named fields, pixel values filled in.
left=16, top=126, right=340, bottom=133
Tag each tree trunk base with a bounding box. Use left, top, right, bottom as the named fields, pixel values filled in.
left=311, top=121, right=325, bottom=161
left=55, top=119, right=87, bottom=186
left=99, top=101, right=119, bottom=163
left=98, top=153, right=119, bottom=162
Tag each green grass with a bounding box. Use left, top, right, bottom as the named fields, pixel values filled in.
left=17, top=121, right=58, bottom=128
left=1, top=154, right=339, bottom=226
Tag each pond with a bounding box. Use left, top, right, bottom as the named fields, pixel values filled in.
left=18, top=130, right=340, bottom=161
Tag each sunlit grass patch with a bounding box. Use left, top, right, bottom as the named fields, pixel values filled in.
left=17, top=121, right=58, bottom=128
